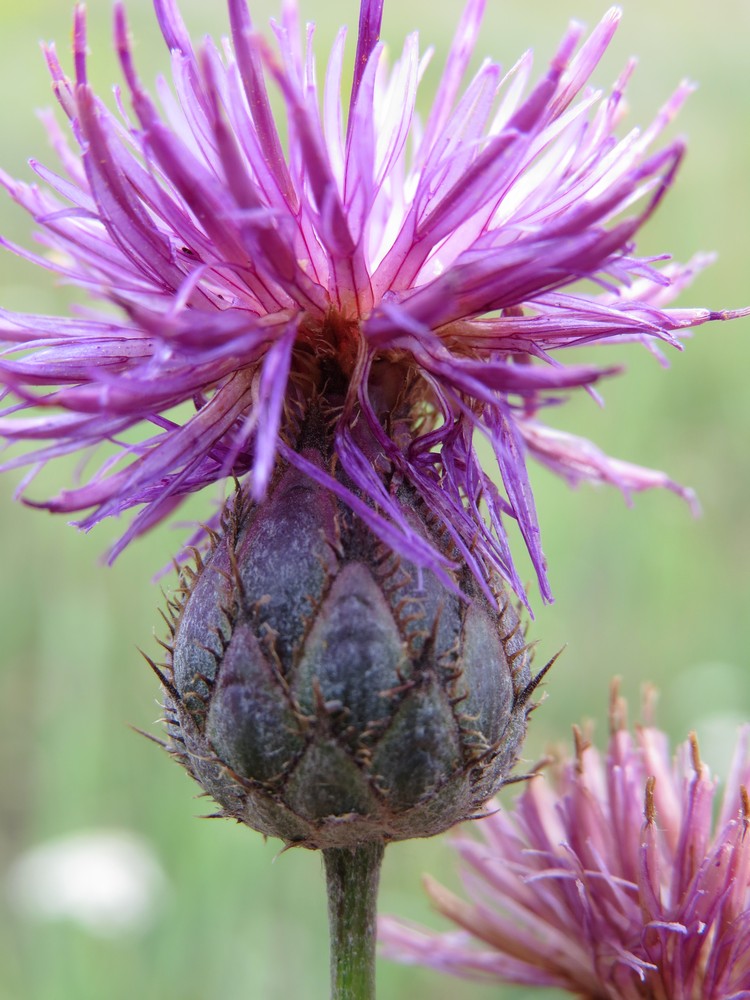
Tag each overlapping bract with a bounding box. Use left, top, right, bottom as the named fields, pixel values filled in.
left=380, top=687, right=750, bottom=997
left=0, top=0, right=743, bottom=599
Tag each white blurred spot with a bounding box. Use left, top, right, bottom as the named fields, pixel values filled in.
left=6, top=829, right=168, bottom=937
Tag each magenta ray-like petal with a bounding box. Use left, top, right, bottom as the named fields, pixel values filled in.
left=0, top=0, right=745, bottom=599
left=381, top=689, right=750, bottom=997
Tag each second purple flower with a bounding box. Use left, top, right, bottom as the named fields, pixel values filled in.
left=381, top=684, right=750, bottom=998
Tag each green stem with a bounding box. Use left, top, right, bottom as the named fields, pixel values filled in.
left=323, top=841, right=385, bottom=1000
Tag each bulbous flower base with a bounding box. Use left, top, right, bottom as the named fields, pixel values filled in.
left=155, top=452, right=539, bottom=850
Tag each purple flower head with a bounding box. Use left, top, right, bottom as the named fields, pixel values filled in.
left=0, top=1, right=745, bottom=602
left=380, top=682, right=750, bottom=997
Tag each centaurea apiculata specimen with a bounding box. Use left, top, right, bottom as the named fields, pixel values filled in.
left=381, top=684, right=750, bottom=999
left=1, top=2, right=746, bottom=997
left=0, top=0, right=744, bottom=604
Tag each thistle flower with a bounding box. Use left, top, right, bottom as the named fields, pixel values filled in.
left=380, top=684, right=750, bottom=998
left=0, top=0, right=744, bottom=602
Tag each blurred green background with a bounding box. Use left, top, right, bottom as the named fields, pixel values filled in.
left=0, top=0, right=748, bottom=997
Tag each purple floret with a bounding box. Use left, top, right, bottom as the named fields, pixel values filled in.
left=0, top=0, right=745, bottom=601
left=381, top=685, right=750, bottom=997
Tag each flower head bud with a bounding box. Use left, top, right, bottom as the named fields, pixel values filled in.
left=157, top=422, right=536, bottom=850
